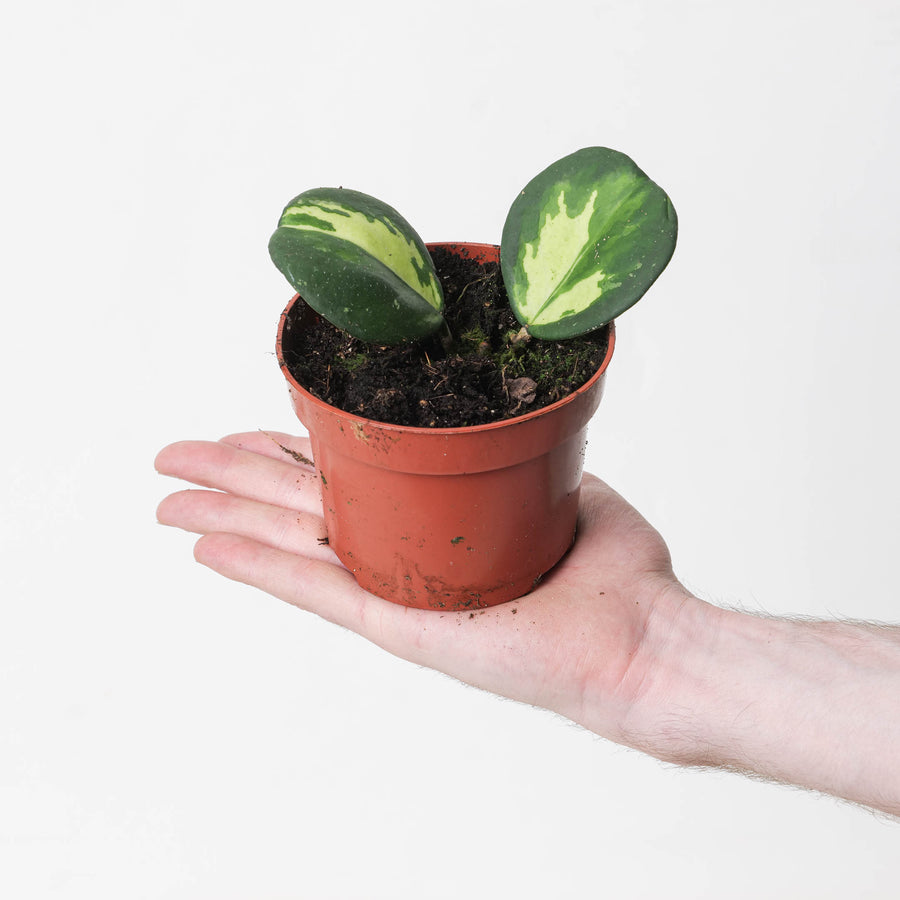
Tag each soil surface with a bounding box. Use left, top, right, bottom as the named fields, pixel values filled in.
left=279, top=245, right=610, bottom=428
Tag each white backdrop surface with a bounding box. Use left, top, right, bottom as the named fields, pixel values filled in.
left=2, top=0, right=899, bottom=897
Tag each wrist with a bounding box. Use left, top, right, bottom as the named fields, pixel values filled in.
left=616, top=588, right=900, bottom=814
left=611, top=582, right=725, bottom=763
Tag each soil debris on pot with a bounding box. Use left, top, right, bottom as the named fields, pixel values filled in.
left=280, top=245, right=610, bottom=428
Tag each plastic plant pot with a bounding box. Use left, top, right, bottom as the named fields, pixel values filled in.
left=276, top=243, right=615, bottom=610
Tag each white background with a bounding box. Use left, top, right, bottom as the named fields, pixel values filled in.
left=3, top=0, right=899, bottom=896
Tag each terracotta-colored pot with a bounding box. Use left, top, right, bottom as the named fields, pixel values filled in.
left=276, top=243, right=615, bottom=610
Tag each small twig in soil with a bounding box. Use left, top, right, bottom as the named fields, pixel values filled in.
left=456, top=274, right=493, bottom=306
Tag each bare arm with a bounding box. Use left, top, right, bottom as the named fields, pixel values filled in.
left=155, top=431, right=900, bottom=816
left=617, top=592, right=900, bottom=816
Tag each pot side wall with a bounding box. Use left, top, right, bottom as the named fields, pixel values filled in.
left=305, top=427, right=588, bottom=608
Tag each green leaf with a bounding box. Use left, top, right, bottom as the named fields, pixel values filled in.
left=500, top=147, right=677, bottom=339
left=269, top=187, right=444, bottom=344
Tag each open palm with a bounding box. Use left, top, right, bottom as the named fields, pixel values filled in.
left=156, top=431, right=680, bottom=742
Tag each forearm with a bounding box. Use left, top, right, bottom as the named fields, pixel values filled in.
left=611, top=587, right=900, bottom=815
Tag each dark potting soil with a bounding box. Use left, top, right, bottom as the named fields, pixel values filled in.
left=279, top=245, right=610, bottom=428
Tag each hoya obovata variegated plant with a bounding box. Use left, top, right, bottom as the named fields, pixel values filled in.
left=269, top=147, right=677, bottom=345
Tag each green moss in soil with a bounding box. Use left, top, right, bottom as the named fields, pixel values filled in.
left=280, top=245, right=610, bottom=428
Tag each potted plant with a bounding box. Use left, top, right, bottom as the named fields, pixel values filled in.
left=270, top=147, right=677, bottom=610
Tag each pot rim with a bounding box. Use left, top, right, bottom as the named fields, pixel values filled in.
left=275, top=241, right=616, bottom=437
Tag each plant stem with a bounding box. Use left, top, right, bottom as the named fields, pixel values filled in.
left=438, top=319, right=456, bottom=355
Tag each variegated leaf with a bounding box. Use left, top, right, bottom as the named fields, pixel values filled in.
left=269, top=187, right=444, bottom=344
left=500, top=147, right=677, bottom=339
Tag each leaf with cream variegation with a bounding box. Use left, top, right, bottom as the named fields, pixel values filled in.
left=268, top=187, right=444, bottom=344
left=500, top=147, right=677, bottom=339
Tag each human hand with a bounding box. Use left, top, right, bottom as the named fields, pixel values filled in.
left=155, top=430, right=685, bottom=744
left=156, top=431, right=900, bottom=814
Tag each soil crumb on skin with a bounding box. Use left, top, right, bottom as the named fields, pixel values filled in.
left=280, top=246, right=610, bottom=428
left=260, top=430, right=314, bottom=466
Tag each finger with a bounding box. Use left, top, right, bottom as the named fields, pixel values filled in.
left=155, top=440, right=322, bottom=512
left=157, top=489, right=338, bottom=564
left=576, top=473, right=646, bottom=538
left=193, top=532, right=431, bottom=644
left=219, top=431, right=316, bottom=469
left=575, top=473, right=674, bottom=577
